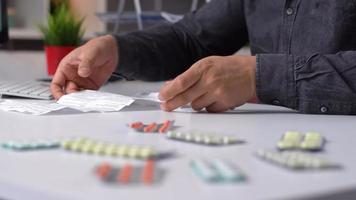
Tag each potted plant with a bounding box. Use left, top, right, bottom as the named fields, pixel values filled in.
left=38, top=2, right=84, bottom=76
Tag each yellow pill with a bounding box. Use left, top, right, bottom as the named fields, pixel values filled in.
left=92, top=143, right=106, bottom=155
left=69, top=141, right=84, bottom=152
left=116, top=145, right=129, bottom=157
left=300, top=140, right=323, bottom=150
left=283, top=131, right=302, bottom=142
left=128, top=146, right=140, bottom=158
left=277, top=141, right=297, bottom=150
left=139, top=147, right=155, bottom=159
left=304, top=132, right=323, bottom=141
left=81, top=143, right=96, bottom=154
left=104, top=145, right=118, bottom=156
left=60, top=140, right=74, bottom=149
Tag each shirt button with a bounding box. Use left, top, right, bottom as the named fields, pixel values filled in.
left=320, top=106, right=328, bottom=113
left=272, top=99, right=280, bottom=105
left=286, top=8, right=293, bottom=15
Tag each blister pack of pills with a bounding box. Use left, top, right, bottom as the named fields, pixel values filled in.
left=128, top=120, right=174, bottom=133
left=1, top=139, right=61, bottom=151
left=256, top=149, right=340, bottom=170
left=61, top=138, right=156, bottom=159
left=190, top=159, right=246, bottom=183
left=277, top=131, right=325, bottom=151
left=95, top=160, right=164, bottom=185
left=166, top=130, right=243, bottom=146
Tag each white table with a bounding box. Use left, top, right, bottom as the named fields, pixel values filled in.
left=0, top=51, right=356, bottom=200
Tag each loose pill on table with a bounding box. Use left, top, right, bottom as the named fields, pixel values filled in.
left=158, top=120, right=173, bottom=133
left=144, top=123, right=158, bottom=133
left=130, top=122, right=144, bottom=130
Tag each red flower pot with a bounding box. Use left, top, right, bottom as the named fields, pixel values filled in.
left=45, top=46, right=76, bottom=76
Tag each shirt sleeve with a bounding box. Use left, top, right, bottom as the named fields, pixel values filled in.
left=113, top=0, right=248, bottom=81
left=256, top=52, right=356, bottom=114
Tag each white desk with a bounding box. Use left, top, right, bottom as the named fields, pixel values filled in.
left=0, top=51, right=356, bottom=200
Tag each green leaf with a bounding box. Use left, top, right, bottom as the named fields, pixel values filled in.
left=37, top=3, right=84, bottom=46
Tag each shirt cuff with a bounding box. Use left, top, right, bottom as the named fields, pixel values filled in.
left=111, top=34, right=140, bottom=80
left=256, top=54, right=297, bottom=109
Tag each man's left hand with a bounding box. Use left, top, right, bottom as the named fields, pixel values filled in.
left=158, top=55, right=257, bottom=112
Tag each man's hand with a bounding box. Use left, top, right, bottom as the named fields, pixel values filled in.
left=159, top=55, right=256, bottom=112
left=50, top=35, right=118, bottom=100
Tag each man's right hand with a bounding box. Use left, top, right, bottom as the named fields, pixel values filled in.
left=50, top=35, right=118, bottom=100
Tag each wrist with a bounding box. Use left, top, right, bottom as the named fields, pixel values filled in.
left=242, top=55, right=257, bottom=100
left=105, top=35, right=118, bottom=56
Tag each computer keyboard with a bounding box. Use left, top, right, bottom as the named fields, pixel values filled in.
left=0, top=81, right=53, bottom=100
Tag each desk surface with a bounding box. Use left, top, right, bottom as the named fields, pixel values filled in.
left=0, top=51, right=356, bottom=200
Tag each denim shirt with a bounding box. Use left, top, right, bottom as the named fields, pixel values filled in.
left=114, top=0, right=356, bottom=115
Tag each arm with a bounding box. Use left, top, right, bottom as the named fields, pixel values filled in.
left=257, top=52, right=356, bottom=114
left=114, top=0, right=248, bottom=81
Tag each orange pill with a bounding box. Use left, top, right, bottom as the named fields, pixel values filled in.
left=117, top=164, right=133, bottom=184
left=143, top=123, right=157, bottom=133
left=130, top=122, right=144, bottom=129
left=96, top=163, right=112, bottom=179
left=141, top=159, right=155, bottom=184
left=158, top=120, right=172, bottom=133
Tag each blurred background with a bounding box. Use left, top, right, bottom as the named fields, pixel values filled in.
left=0, top=0, right=248, bottom=80
left=3, top=0, right=208, bottom=50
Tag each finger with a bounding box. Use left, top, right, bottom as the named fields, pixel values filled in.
left=77, top=47, right=98, bottom=78
left=206, top=102, right=230, bottom=113
left=163, top=80, right=172, bottom=85
left=65, top=81, right=80, bottom=94
left=51, top=71, right=66, bottom=100
left=159, top=63, right=203, bottom=101
left=160, top=80, right=207, bottom=111
left=191, top=93, right=216, bottom=111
